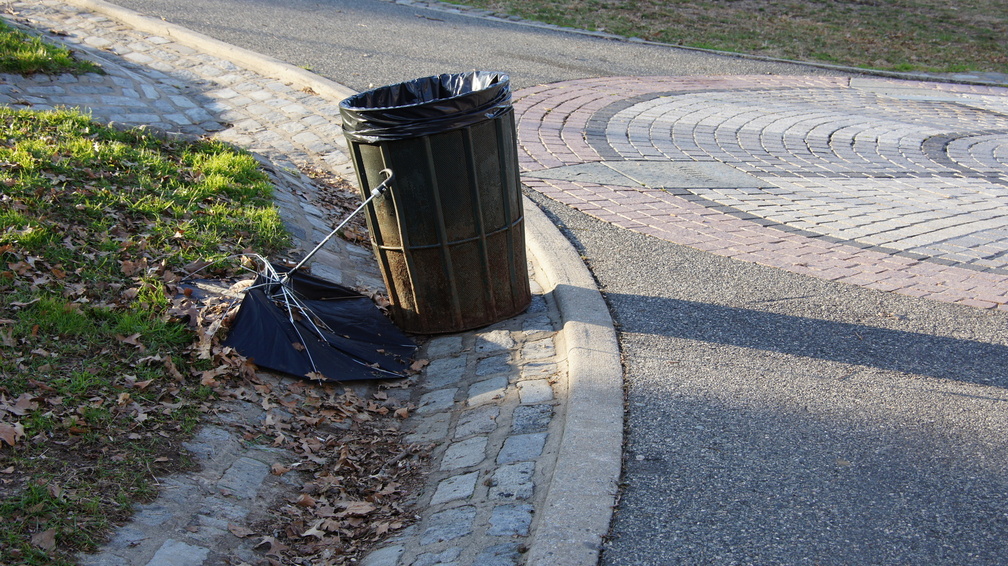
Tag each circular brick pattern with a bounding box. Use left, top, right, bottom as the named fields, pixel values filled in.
left=516, top=76, right=1008, bottom=310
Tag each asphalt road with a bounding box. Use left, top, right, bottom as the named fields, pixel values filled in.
left=528, top=190, right=1008, bottom=565
left=104, top=1, right=1008, bottom=563
left=104, top=0, right=831, bottom=91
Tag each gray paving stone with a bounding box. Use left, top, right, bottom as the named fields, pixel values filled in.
left=414, top=547, right=463, bottom=566
left=474, top=543, right=524, bottom=566
left=497, top=432, right=548, bottom=465
left=522, top=337, right=556, bottom=360
left=526, top=294, right=548, bottom=313
left=489, top=461, right=535, bottom=501
left=522, top=314, right=553, bottom=334
left=197, top=495, right=249, bottom=523
left=517, top=379, right=554, bottom=404
left=419, top=506, right=477, bottom=544
left=360, top=545, right=405, bottom=566
left=146, top=539, right=208, bottom=566
left=518, top=361, right=558, bottom=382
left=104, top=526, right=147, bottom=550
left=488, top=503, right=534, bottom=536
left=512, top=404, right=554, bottom=434
left=475, top=329, right=516, bottom=353
left=78, top=554, right=129, bottom=566
left=476, top=353, right=512, bottom=376
left=309, top=262, right=343, bottom=284
left=416, top=388, right=457, bottom=414
left=133, top=503, right=173, bottom=527
left=440, top=436, right=489, bottom=471
left=422, top=356, right=466, bottom=390
left=455, top=405, right=501, bottom=439
left=467, top=376, right=508, bottom=406
left=217, top=456, right=271, bottom=499
left=430, top=471, right=480, bottom=505
left=181, top=522, right=228, bottom=545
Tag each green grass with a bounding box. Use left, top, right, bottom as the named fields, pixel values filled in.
left=0, top=107, right=289, bottom=564
left=0, top=19, right=101, bottom=75
left=451, top=0, right=1008, bottom=75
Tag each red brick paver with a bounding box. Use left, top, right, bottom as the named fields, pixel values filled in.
left=515, top=76, right=1008, bottom=311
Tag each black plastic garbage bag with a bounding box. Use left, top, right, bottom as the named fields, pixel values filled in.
left=223, top=267, right=415, bottom=382
left=339, top=71, right=512, bottom=143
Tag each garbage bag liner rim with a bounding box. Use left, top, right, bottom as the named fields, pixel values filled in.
left=340, top=71, right=509, bottom=111
left=339, top=71, right=512, bottom=143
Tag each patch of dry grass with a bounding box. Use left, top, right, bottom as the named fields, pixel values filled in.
left=455, top=0, right=1008, bottom=73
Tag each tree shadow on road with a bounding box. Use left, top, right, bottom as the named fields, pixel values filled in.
left=597, top=292, right=1008, bottom=388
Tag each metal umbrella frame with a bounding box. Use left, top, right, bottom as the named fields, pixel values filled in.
left=220, top=168, right=414, bottom=381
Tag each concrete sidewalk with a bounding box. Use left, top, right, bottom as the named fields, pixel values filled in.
left=2, top=0, right=621, bottom=564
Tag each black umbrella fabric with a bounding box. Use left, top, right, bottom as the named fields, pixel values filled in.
left=223, top=265, right=415, bottom=382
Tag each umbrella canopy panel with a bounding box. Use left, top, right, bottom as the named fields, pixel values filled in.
left=223, top=267, right=416, bottom=382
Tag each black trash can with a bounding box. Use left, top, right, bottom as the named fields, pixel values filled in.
left=340, top=72, right=531, bottom=334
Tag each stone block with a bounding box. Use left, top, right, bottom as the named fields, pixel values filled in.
left=512, top=404, right=553, bottom=434
left=416, top=388, right=457, bottom=414
left=414, top=547, right=462, bottom=566
left=489, top=462, right=535, bottom=501
left=476, top=354, right=511, bottom=376
left=497, top=433, right=547, bottom=465
left=467, top=377, right=507, bottom=407
left=440, top=436, right=488, bottom=471
left=488, top=503, right=534, bottom=536
left=454, top=405, right=500, bottom=439
left=146, top=539, right=208, bottom=566
left=423, top=357, right=466, bottom=390
left=518, top=380, right=554, bottom=404
left=217, top=456, right=270, bottom=499
left=429, top=471, right=479, bottom=505
left=475, top=329, right=515, bottom=353
left=419, top=506, right=476, bottom=544
left=522, top=337, right=555, bottom=360
left=405, top=412, right=451, bottom=444
left=475, top=542, right=524, bottom=565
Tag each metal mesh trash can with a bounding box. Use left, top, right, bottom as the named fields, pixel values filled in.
left=340, top=71, right=531, bottom=334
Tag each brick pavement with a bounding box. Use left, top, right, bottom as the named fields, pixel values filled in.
left=515, top=76, right=1008, bottom=311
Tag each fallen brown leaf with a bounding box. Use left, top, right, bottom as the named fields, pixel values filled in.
left=228, top=523, right=255, bottom=538
left=338, top=501, right=377, bottom=517
left=0, top=421, right=25, bottom=447
left=300, top=519, right=326, bottom=539
left=253, top=536, right=289, bottom=556
left=31, top=528, right=56, bottom=551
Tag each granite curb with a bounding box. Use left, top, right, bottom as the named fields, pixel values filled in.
left=521, top=199, right=621, bottom=566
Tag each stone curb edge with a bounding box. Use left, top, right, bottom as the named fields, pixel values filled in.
left=57, top=1, right=626, bottom=564
left=63, top=0, right=358, bottom=101
left=523, top=197, right=623, bottom=566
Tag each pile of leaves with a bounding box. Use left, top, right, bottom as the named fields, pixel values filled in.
left=0, top=107, right=426, bottom=564
left=174, top=282, right=430, bottom=564
left=211, top=371, right=429, bottom=564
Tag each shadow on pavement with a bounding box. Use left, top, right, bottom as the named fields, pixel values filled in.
left=601, top=293, right=1008, bottom=387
